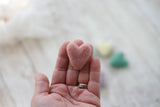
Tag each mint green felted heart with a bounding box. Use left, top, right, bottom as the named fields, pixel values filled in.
left=110, top=52, right=128, bottom=68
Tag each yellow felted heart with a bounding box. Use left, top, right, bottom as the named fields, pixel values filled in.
left=96, top=42, right=113, bottom=58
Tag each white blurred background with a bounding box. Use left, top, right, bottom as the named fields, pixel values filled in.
left=0, top=0, right=160, bottom=107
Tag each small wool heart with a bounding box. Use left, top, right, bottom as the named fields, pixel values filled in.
left=110, top=52, right=128, bottom=68
left=67, top=42, right=92, bottom=70
left=97, top=42, right=113, bottom=58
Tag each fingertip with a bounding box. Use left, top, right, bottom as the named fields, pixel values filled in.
left=34, top=73, right=49, bottom=95
left=93, top=57, right=100, bottom=62
left=61, top=41, right=70, bottom=48
left=58, top=41, right=70, bottom=57
left=35, top=73, right=49, bottom=83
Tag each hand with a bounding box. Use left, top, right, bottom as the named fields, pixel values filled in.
left=31, top=40, right=101, bottom=107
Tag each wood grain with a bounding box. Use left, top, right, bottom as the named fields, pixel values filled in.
left=0, top=0, right=160, bottom=107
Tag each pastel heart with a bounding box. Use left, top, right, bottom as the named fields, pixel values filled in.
left=67, top=42, right=92, bottom=70
left=97, top=42, right=113, bottom=58
left=110, top=52, right=128, bottom=68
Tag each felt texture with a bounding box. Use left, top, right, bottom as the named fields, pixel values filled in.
left=110, top=52, right=128, bottom=68
left=67, top=42, right=92, bottom=70
left=97, top=42, right=113, bottom=58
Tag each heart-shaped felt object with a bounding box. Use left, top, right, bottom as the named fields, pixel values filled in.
left=67, top=42, right=92, bottom=70
left=97, top=42, right=113, bottom=58
left=110, top=52, right=128, bottom=68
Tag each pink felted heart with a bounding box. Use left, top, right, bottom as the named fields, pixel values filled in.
left=67, top=42, right=92, bottom=70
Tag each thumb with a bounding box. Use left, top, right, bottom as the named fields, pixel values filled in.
left=34, top=73, right=49, bottom=95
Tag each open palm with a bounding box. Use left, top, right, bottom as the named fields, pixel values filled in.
left=31, top=40, right=101, bottom=107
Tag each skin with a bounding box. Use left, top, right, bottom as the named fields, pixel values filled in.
left=31, top=40, right=101, bottom=107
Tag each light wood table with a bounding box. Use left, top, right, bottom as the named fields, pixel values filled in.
left=0, top=0, right=160, bottom=107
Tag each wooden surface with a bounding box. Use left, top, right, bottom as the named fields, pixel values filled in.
left=0, top=0, right=160, bottom=107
